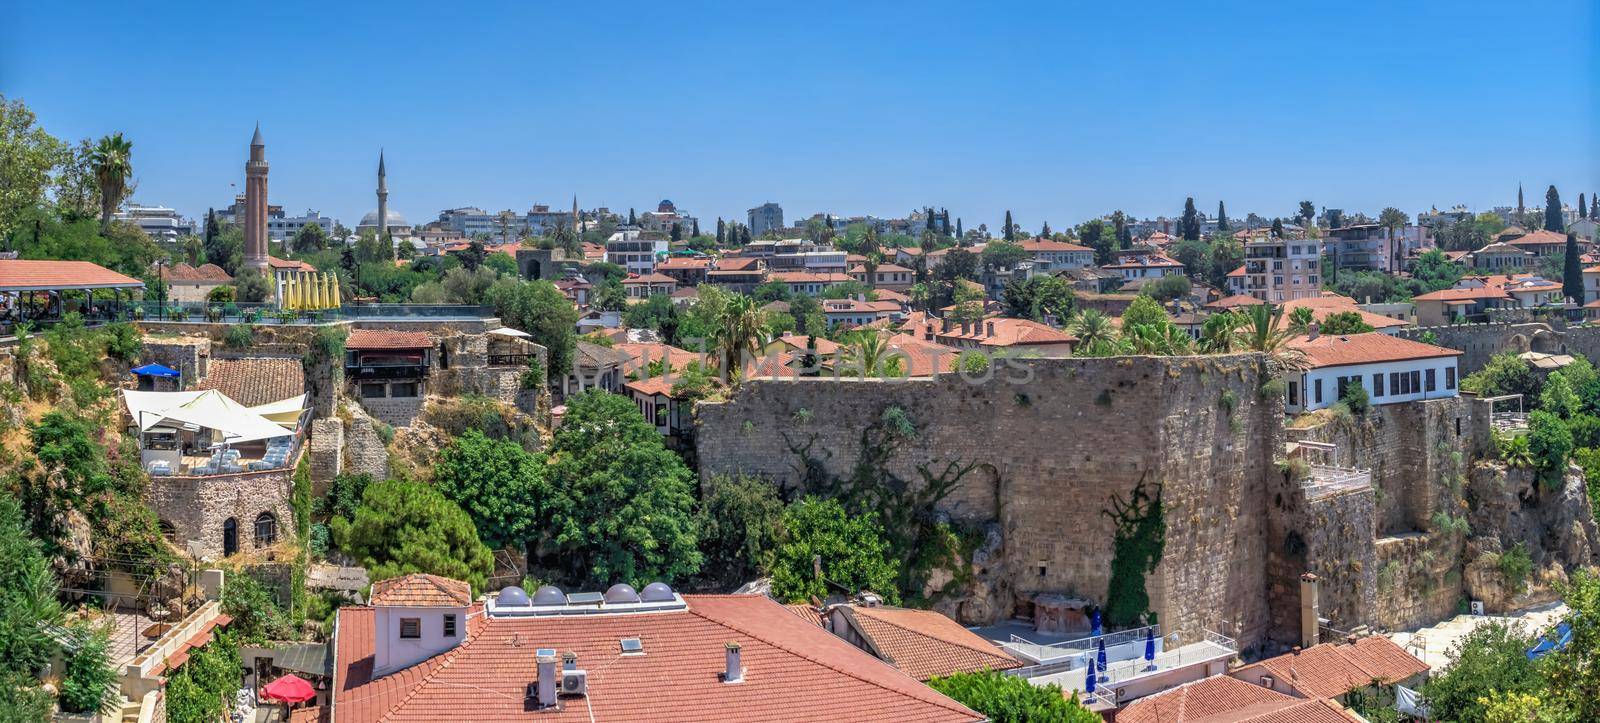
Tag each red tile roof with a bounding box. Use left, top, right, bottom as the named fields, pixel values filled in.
left=161, top=262, right=233, bottom=282
left=334, top=594, right=981, bottom=723
left=1506, top=229, right=1567, bottom=247
left=1206, top=293, right=1266, bottom=309
left=346, top=329, right=433, bottom=351
left=266, top=256, right=319, bottom=272
left=936, top=317, right=1077, bottom=348
left=1017, top=238, right=1093, bottom=253
left=1104, top=254, right=1184, bottom=269
left=368, top=574, right=473, bottom=607
left=837, top=606, right=1021, bottom=681
left=1119, top=674, right=1298, bottom=723
left=614, top=342, right=704, bottom=378
left=1281, top=295, right=1407, bottom=330
left=1230, top=637, right=1429, bottom=699
left=622, top=273, right=677, bottom=285
left=0, top=259, right=144, bottom=291
left=1411, top=286, right=1511, bottom=302
left=783, top=604, right=823, bottom=627
left=192, top=357, right=306, bottom=407
left=1288, top=332, right=1460, bottom=369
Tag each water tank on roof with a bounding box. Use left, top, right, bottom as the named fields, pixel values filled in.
left=640, top=582, right=675, bottom=602
left=603, top=583, right=641, bottom=604
left=497, top=586, right=530, bottom=607
left=532, top=585, right=566, bottom=606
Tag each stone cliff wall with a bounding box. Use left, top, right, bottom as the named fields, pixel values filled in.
left=148, top=463, right=297, bottom=559
left=1396, top=322, right=1600, bottom=376
left=695, top=355, right=1280, bottom=648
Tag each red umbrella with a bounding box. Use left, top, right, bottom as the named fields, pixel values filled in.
left=263, top=674, right=316, bottom=704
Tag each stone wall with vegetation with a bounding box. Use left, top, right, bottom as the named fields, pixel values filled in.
left=148, top=464, right=297, bottom=559
left=695, top=354, right=1281, bottom=648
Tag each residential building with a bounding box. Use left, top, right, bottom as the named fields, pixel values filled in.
left=704, top=258, right=766, bottom=294
left=1016, top=238, right=1094, bottom=271
left=639, top=199, right=697, bottom=236
left=747, top=202, right=783, bottom=237
left=117, top=203, right=196, bottom=240
left=1241, top=236, right=1321, bottom=302
left=768, top=271, right=852, bottom=297
left=605, top=229, right=669, bottom=275
left=265, top=209, right=336, bottom=243
left=1229, top=635, right=1429, bottom=701
left=345, top=329, right=432, bottom=411
left=849, top=262, right=914, bottom=291
left=818, top=603, right=1022, bottom=681
left=931, top=317, right=1077, bottom=357
left=561, top=340, right=628, bottom=400
left=1571, top=217, right=1598, bottom=243
left=655, top=256, right=713, bottom=286
left=1103, top=253, right=1185, bottom=281
left=1411, top=286, right=1514, bottom=325
left=1281, top=295, right=1408, bottom=335
left=821, top=298, right=901, bottom=328
left=158, top=262, right=232, bottom=302
left=331, top=576, right=984, bottom=723
left=1417, top=205, right=1474, bottom=228
left=436, top=207, right=512, bottom=239
left=1283, top=331, right=1461, bottom=413
left=1468, top=241, right=1532, bottom=271
left=1504, top=229, right=1572, bottom=258
left=620, top=272, right=677, bottom=299
left=1323, top=224, right=1430, bottom=272
left=1119, top=674, right=1364, bottom=723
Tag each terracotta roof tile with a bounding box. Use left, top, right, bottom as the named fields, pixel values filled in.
left=1281, top=295, right=1407, bottom=330
left=1017, top=238, right=1093, bottom=253
left=161, top=263, right=233, bottom=282
left=1230, top=637, right=1429, bottom=699
left=783, top=604, right=823, bottom=627
left=1288, top=332, right=1460, bottom=369
left=346, top=329, right=433, bottom=351
left=0, top=260, right=144, bottom=291
left=192, top=357, right=306, bottom=407
left=369, top=574, right=472, bottom=608
left=840, top=606, right=1020, bottom=681
left=1120, top=675, right=1298, bottom=723
left=335, top=594, right=981, bottom=723
left=1206, top=293, right=1266, bottom=309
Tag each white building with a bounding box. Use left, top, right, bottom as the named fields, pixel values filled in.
left=605, top=229, right=669, bottom=275
left=116, top=204, right=196, bottom=240
left=1016, top=238, right=1094, bottom=271
left=265, top=209, right=336, bottom=242
left=1284, top=331, right=1461, bottom=413
left=748, top=202, right=784, bottom=237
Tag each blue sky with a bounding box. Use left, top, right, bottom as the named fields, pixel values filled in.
left=4, top=1, right=1596, bottom=231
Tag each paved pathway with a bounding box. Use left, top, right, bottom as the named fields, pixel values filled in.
left=1387, top=601, right=1567, bottom=672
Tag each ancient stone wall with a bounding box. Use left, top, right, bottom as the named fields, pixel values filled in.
left=309, top=418, right=344, bottom=488
left=148, top=463, right=297, bottom=560
left=1374, top=531, right=1463, bottom=630
left=1396, top=322, right=1584, bottom=375
left=695, top=354, right=1280, bottom=649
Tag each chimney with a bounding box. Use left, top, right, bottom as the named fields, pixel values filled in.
left=724, top=642, right=744, bottom=683
left=924, top=322, right=934, bottom=341
left=1307, top=322, right=1320, bottom=340
left=1300, top=573, right=1320, bottom=649
left=536, top=651, right=558, bottom=708
left=962, top=321, right=971, bottom=335
left=563, top=651, right=577, bottom=672
left=985, top=321, right=996, bottom=337
left=942, top=317, right=952, bottom=333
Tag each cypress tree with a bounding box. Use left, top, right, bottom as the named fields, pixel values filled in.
left=716, top=218, right=726, bottom=245
left=740, top=225, right=751, bottom=245
left=1546, top=185, right=1564, bottom=232
left=925, top=208, right=935, bottom=231
left=1040, top=222, right=1051, bottom=238
left=628, top=208, right=637, bottom=225
left=1004, top=210, right=1015, bottom=241
left=692, top=218, right=700, bottom=237
left=1564, top=233, right=1584, bottom=303
left=1181, top=197, right=1200, bottom=240
left=1271, top=218, right=1284, bottom=238
left=1580, top=193, right=1588, bottom=221
left=204, top=208, right=217, bottom=244
left=956, top=218, right=963, bottom=239
left=1217, top=201, right=1229, bottom=232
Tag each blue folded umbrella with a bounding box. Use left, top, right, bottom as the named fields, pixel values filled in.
left=131, top=363, right=181, bottom=378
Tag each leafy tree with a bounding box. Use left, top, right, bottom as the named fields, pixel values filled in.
left=1002, top=275, right=1075, bottom=321
left=712, top=294, right=764, bottom=380
left=1318, top=310, right=1375, bottom=335
left=1180, top=197, right=1200, bottom=240
left=928, top=670, right=1099, bottom=723
left=1121, top=295, right=1172, bottom=328
left=1421, top=621, right=1541, bottom=723
left=1299, top=201, right=1316, bottom=227
left=90, top=133, right=134, bottom=232
left=331, top=479, right=495, bottom=591
left=204, top=221, right=245, bottom=275
left=1271, top=217, right=1284, bottom=238
left=1462, top=353, right=1538, bottom=399
left=164, top=633, right=241, bottom=723
left=1527, top=410, right=1573, bottom=485
left=1003, top=210, right=1015, bottom=241
left=220, top=570, right=293, bottom=643
left=622, top=293, right=680, bottom=339
left=0, top=96, right=67, bottom=242
left=433, top=430, right=550, bottom=550
left=542, top=391, right=701, bottom=587
left=487, top=279, right=578, bottom=379
left=1564, top=233, right=1583, bottom=303
left=1541, top=372, right=1582, bottom=419
left=1170, top=237, right=1210, bottom=278
left=291, top=220, right=328, bottom=252
left=767, top=497, right=898, bottom=604
left=1141, top=274, right=1192, bottom=302
left=1216, top=201, right=1229, bottom=232
left=1541, top=570, right=1600, bottom=718
left=1580, top=193, right=1588, bottom=220
left=0, top=496, right=62, bottom=719
left=1411, top=249, right=1466, bottom=292
left=234, top=268, right=271, bottom=302
left=1076, top=219, right=1115, bottom=265
left=695, top=474, right=784, bottom=589
left=1545, top=185, right=1564, bottom=232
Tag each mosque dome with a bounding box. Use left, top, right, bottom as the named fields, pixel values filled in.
left=359, top=208, right=409, bottom=228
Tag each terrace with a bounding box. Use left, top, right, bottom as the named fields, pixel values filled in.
left=1483, top=394, right=1528, bottom=433
left=1295, top=440, right=1372, bottom=499
left=1002, top=626, right=1239, bottom=707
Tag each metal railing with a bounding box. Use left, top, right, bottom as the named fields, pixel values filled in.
left=1099, top=629, right=1237, bottom=687
left=1492, top=411, right=1528, bottom=432
left=1303, top=464, right=1372, bottom=497
left=129, top=301, right=492, bottom=325
left=1005, top=624, right=1160, bottom=664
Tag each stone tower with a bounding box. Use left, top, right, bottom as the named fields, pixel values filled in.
left=244, top=123, right=270, bottom=271
left=377, top=150, right=391, bottom=259
left=571, top=194, right=579, bottom=233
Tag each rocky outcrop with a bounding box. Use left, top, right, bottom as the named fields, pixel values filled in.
left=924, top=523, right=1011, bottom=625
left=1462, top=462, right=1599, bottom=611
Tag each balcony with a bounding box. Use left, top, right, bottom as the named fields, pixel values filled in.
left=1294, top=441, right=1371, bottom=499
left=346, top=363, right=430, bottom=381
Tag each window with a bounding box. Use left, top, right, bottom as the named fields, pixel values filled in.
left=1373, top=373, right=1384, bottom=397
left=254, top=512, right=278, bottom=547
left=1425, top=368, right=1436, bottom=392
left=1288, top=381, right=1299, bottom=406
left=1446, top=365, right=1456, bottom=390
left=390, top=382, right=419, bottom=398
left=1390, top=372, right=1401, bottom=395
left=1410, top=370, right=1421, bottom=394
left=400, top=618, right=421, bottom=639
left=222, top=518, right=239, bottom=556
left=1314, top=379, right=1323, bottom=405
left=443, top=614, right=458, bottom=637
left=361, top=383, right=386, bottom=399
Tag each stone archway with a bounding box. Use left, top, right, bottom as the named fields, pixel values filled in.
left=222, top=517, right=239, bottom=556
left=1531, top=329, right=1563, bottom=354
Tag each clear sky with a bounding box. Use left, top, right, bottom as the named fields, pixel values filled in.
left=4, top=1, right=1596, bottom=232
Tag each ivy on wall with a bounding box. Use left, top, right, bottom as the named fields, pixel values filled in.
left=1102, top=475, right=1166, bottom=628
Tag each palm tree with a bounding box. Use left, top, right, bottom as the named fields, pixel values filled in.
left=1070, top=309, right=1117, bottom=350
left=91, top=133, right=133, bottom=232
left=1235, top=303, right=1306, bottom=369
left=1198, top=311, right=1243, bottom=353
left=713, top=295, right=764, bottom=381
left=844, top=331, right=895, bottom=378
left=1287, top=306, right=1316, bottom=335
left=1379, top=207, right=1409, bottom=269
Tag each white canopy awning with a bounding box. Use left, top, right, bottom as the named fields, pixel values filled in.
left=123, top=389, right=303, bottom=444
left=488, top=327, right=532, bottom=338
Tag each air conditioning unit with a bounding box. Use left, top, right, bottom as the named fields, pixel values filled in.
left=1471, top=601, right=1485, bottom=616
left=561, top=669, right=588, bottom=696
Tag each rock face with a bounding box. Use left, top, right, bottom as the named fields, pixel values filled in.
left=924, top=523, right=1011, bottom=625
left=342, top=401, right=391, bottom=480
left=1463, top=462, right=1599, bottom=611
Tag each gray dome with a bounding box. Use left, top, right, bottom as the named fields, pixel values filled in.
left=497, top=586, right=530, bottom=606
left=532, top=585, right=566, bottom=605
left=603, top=583, right=641, bottom=604
left=359, top=208, right=409, bottom=227
left=640, top=582, right=674, bottom=602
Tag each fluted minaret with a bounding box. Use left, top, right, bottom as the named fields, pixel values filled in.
left=377, top=150, right=391, bottom=259
left=244, top=123, right=270, bottom=271
left=571, top=194, right=579, bottom=233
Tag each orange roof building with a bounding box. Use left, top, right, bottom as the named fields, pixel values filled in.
left=1283, top=331, right=1461, bottom=413
left=0, top=259, right=144, bottom=292
left=1229, top=636, right=1430, bottom=699
left=1120, top=675, right=1363, bottom=723
left=824, top=605, right=1021, bottom=681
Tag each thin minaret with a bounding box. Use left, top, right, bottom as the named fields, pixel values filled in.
left=377, top=150, right=390, bottom=258
left=571, top=194, right=579, bottom=234
left=244, top=123, right=270, bottom=271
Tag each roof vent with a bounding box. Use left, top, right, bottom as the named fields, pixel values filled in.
left=497, top=586, right=530, bottom=607
left=640, top=582, right=675, bottom=602
left=620, top=637, right=644, bottom=655
left=603, top=583, right=641, bottom=604
left=532, top=585, right=565, bottom=606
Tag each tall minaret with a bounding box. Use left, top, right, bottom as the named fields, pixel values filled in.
left=244, top=123, right=270, bottom=271
left=377, top=150, right=391, bottom=258
left=1518, top=183, right=1525, bottom=217
left=571, top=194, right=579, bottom=234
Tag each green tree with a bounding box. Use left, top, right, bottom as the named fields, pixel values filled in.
left=1461, top=353, right=1538, bottom=399
left=220, top=570, right=293, bottom=643
left=1121, top=295, right=1171, bottom=328
left=331, top=479, right=495, bottom=591
left=234, top=268, right=271, bottom=302
left=1216, top=200, right=1229, bottom=232
left=1318, top=310, right=1375, bottom=335
left=542, top=391, right=701, bottom=587
left=1299, top=201, right=1316, bottom=227
left=1564, top=233, right=1583, bottom=303
left=0, top=96, right=65, bottom=242
left=712, top=294, right=764, bottom=380
left=433, top=430, right=550, bottom=551
left=1541, top=570, right=1600, bottom=718
left=204, top=221, right=245, bottom=275
left=1002, top=275, right=1075, bottom=321
left=1070, top=309, right=1119, bottom=355
left=1003, top=210, right=1015, bottom=241
left=695, top=474, right=784, bottom=589
left=1421, top=621, right=1541, bottom=723
left=1545, top=185, right=1564, bottom=232
left=767, top=497, right=898, bottom=604
left=1527, top=410, right=1574, bottom=486
left=1411, top=249, right=1466, bottom=292
left=927, top=670, right=1099, bottom=723
left=0, top=496, right=63, bottom=720
left=1541, top=372, right=1582, bottom=419
left=488, top=279, right=579, bottom=379
left=291, top=220, right=328, bottom=252
left=1180, top=197, right=1200, bottom=240
left=1141, top=274, right=1191, bottom=302
left=89, top=132, right=134, bottom=233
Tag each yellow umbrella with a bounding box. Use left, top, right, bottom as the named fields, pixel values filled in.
left=283, top=274, right=296, bottom=310
left=330, top=275, right=342, bottom=308
left=320, top=274, right=333, bottom=309
left=315, top=273, right=328, bottom=310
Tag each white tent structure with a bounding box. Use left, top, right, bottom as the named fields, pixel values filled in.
left=124, top=389, right=302, bottom=444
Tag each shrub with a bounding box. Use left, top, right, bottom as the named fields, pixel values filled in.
left=1340, top=382, right=1370, bottom=414
left=1527, top=411, right=1574, bottom=486
left=58, top=625, right=119, bottom=715
left=222, top=323, right=254, bottom=349
left=767, top=497, right=899, bottom=604
left=1499, top=542, right=1533, bottom=595
left=927, top=669, right=1099, bottom=723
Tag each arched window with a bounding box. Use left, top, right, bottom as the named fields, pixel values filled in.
left=222, top=518, right=239, bottom=556
left=158, top=519, right=178, bottom=541
left=254, top=512, right=278, bottom=547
